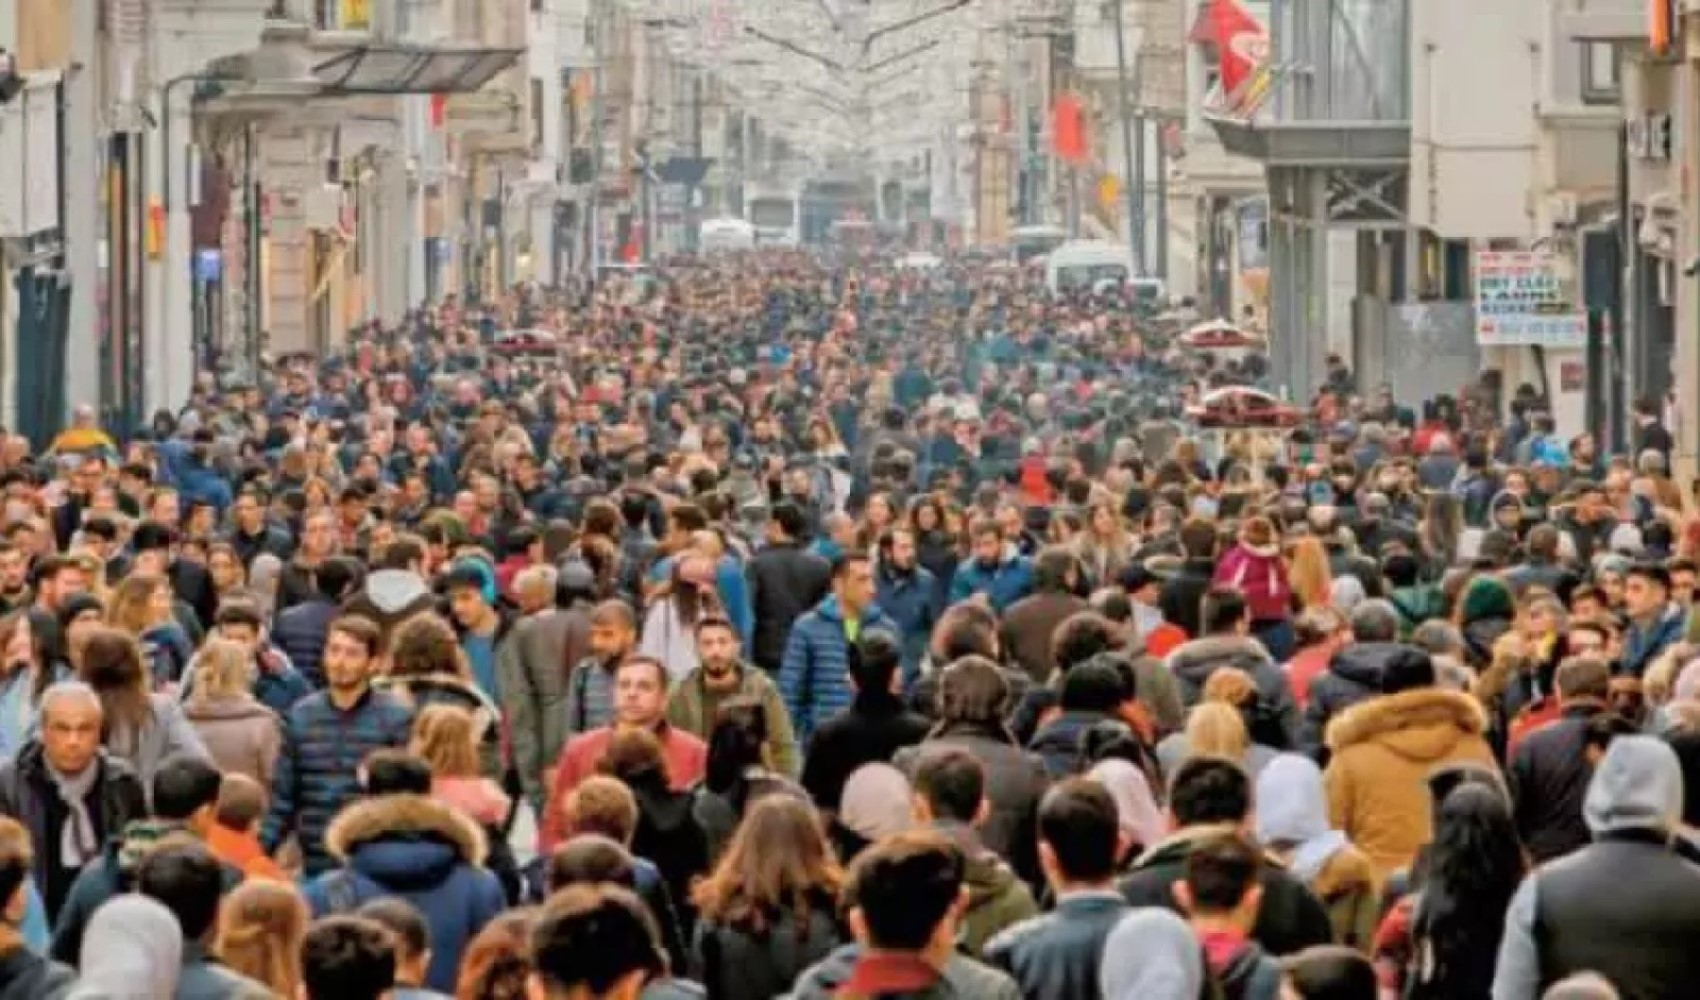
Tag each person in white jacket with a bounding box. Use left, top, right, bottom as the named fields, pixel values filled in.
left=639, top=553, right=721, bottom=682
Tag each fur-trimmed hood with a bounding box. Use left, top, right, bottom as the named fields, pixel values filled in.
left=325, top=793, right=488, bottom=878
left=1324, top=687, right=1487, bottom=761
left=373, top=672, right=501, bottom=739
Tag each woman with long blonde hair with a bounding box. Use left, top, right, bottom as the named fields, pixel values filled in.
left=182, top=636, right=280, bottom=785
left=1287, top=536, right=1335, bottom=611
left=214, top=879, right=307, bottom=998
left=691, top=795, right=845, bottom=1000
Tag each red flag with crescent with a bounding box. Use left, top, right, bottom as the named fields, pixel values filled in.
left=1202, top=0, right=1269, bottom=99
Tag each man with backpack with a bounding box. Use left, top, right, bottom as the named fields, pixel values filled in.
left=560, top=600, right=638, bottom=740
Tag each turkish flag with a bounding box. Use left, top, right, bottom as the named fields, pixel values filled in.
left=1203, top=0, right=1269, bottom=99
left=1051, top=92, right=1089, bottom=165
left=429, top=94, right=447, bottom=128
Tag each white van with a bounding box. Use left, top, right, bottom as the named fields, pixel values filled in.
left=700, top=217, right=756, bottom=253
left=1044, top=240, right=1136, bottom=294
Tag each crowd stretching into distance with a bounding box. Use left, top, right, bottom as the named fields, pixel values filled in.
left=0, top=254, right=1681, bottom=999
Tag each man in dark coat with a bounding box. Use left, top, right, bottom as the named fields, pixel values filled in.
left=1000, top=547, right=1089, bottom=684
left=1158, top=518, right=1218, bottom=639
left=1119, top=757, right=1332, bottom=957
left=799, top=630, right=929, bottom=814
left=1493, top=736, right=1700, bottom=999
left=135, top=842, right=272, bottom=998
left=1508, top=656, right=1623, bottom=864
left=133, top=521, right=217, bottom=634
left=746, top=502, right=831, bottom=675
left=273, top=556, right=363, bottom=690
left=262, top=616, right=414, bottom=876
left=50, top=755, right=241, bottom=964
left=984, top=780, right=1128, bottom=998
left=0, top=681, right=147, bottom=922
left=1301, top=600, right=1429, bottom=760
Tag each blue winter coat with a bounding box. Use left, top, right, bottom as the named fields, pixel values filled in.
left=1623, top=606, right=1688, bottom=678
left=140, top=623, right=196, bottom=689
left=261, top=688, right=414, bottom=876
left=948, top=552, right=1035, bottom=613
left=779, top=596, right=898, bottom=742
left=251, top=655, right=313, bottom=717
left=273, top=598, right=340, bottom=689
left=158, top=440, right=233, bottom=513
left=874, top=564, right=940, bottom=686
left=303, top=794, right=506, bottom=993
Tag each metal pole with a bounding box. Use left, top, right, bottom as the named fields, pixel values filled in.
left=244, top=124, right=260, bottom=372
left=589, top=61, right=603, bottom=275
left=1613, top=117, right=1632, bottom=453
left=1111, top=0, right=1143, bottom=270
left=1155, top=117, right=1168, bottom=280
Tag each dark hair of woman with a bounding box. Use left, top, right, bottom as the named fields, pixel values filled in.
left=1406, top=783, right=1527, bottom=1000
left=703, top=697, right=769, bottom=814
left=76, top=625, right=152, bottom=753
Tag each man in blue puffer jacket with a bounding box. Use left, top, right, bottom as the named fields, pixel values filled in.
left=780, top=552, right=897, bottom=742
left=262, top=615, right=413, bottom=876
left=948, top=521, right=1034, bottom=613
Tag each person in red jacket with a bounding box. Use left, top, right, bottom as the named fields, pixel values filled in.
left=539, top=655, right=706, bottom=852
left=1213, top=516, right=1296, bottom=660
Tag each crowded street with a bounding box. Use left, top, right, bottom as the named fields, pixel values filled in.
left=0, top=249, right=1675, bottom=1000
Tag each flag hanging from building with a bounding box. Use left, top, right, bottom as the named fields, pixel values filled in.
left=1051, top=92, right=1089, bottom=165
left=1194, top=0, right=1272, bottom=115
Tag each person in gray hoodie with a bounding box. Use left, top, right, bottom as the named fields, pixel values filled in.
left=1491, top=735, right=1700, bottom=1000
left=68, top=893, right=182, bottom=999
left=1098, top=908, right=1208, bottom=1000
left=341, top=538, right=437, bottom=654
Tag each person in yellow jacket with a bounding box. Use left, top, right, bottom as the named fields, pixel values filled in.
left=47, top=405, right=118, bottom=461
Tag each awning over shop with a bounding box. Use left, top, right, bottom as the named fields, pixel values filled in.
left=311, top=44, right=522, bottom=95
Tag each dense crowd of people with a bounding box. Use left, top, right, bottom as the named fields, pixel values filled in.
left=0, top=254, right=1685, bottom=999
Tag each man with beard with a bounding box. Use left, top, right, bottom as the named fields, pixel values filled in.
left=260, top=616, right=413, bottom=876
left=666, top=616, right=796, bottom=777
left=875, top=527, right=940, bottom=685
left=0, top=543, right=30, bottom=615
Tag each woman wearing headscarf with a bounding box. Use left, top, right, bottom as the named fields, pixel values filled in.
left=829, top=762, right=912, bottom=865
left=1255, top=754, right=1379, bottom=951
left=1088, top=759, right=1165, bottom=866
left=1099, top=908, right=1211, bottom=1000
left=69, top=893, right=183, bottom=1000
